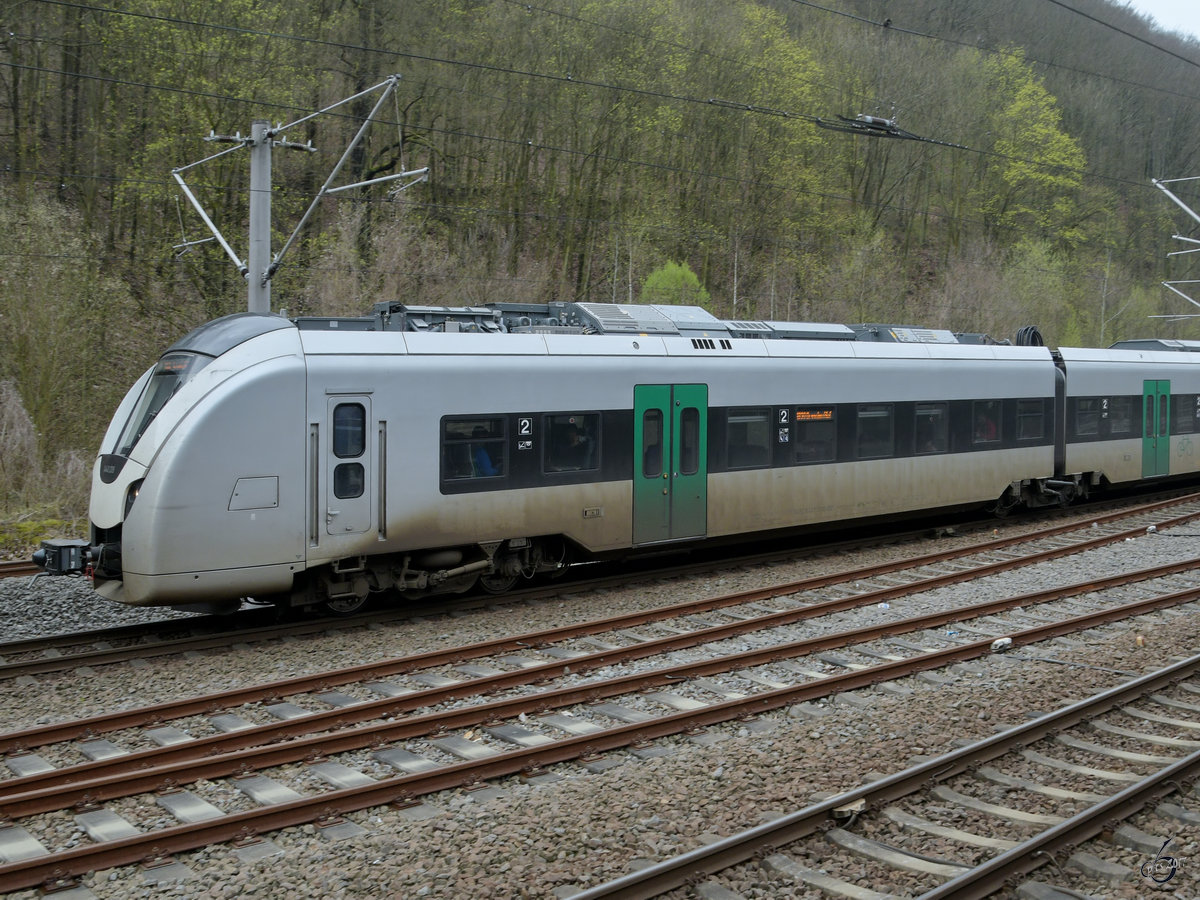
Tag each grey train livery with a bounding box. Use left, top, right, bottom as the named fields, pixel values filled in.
left=34, top=302, right=1200, bottom=614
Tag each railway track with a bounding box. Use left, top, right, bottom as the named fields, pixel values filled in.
left=1, top=514, right=1002, bottom=663
left=4, top=490, right=1200, bottom=681
left=0, top=560, right=37, bottom=579
left=2, top=501, right=1200, bottom=892
left=575, top=654, right=1200, bottom=899
left=5, top=494, right=1200, bottom=738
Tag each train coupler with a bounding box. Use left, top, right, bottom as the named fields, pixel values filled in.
left=31, top=539, right=93, bottom=576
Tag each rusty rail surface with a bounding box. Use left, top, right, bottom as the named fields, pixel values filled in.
left=4, top=489, right=1198, bottom=676
left=2, top=565, right=1199, bottom=892
left=4, top=498, right=1199, bottom=755
left=571, top=653, right=1200, bottom=899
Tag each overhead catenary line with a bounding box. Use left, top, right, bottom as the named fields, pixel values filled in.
left=12, top=0, right=1192, bottom=212
left=32, top=0, right=1200, bottom=103
left=4, top=11, right=1124, bottom=259
left=4, top=0, right=1189, bottom=298
left=1042, top=0, right=1200, bottom=70
left=0, top=54, right=1171, bottom=278
left=21, top=0, right=1200, bottom=164
left=785, top=0, right=1200, bottom=89
left=0, top=47, right=1155, bottom=195
left=815, top=114, right=969, bottom=149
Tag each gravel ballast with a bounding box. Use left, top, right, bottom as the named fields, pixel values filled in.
left=2, top=522, right=1200, bottom=899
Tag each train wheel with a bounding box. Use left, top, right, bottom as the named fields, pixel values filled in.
left=538, top=538, right=572, bottom=580
left=478, top=572, right=518, bottom=594
left=323, top=594, right=370, bottom=616
left=314, top=571, right=372, bottom=616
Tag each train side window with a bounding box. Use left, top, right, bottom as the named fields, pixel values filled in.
left=1172, top=395, right=1197, bottom=435
left=1075, top=398, right=1100, bottom=436
left=1108, top=396, right=1134, bottom=435
left=334, top=463, right=364, bottom=499
left=442, top=417, right=506, bottom=480
left=1016, top=399, right=1045, bottom=441
left=333, top=403, right=365, bottom=458
left=642, top=410, right=663, bottom=478
left=795, top=407, right=836, bottom=463
left=679, top=407, right=700, bottom=475
left=915, top=402, right=948, bottom=454
left=856, top=404, right=894, bottom=459
left=545, top=412, right=600, bottom=472
left=332, top=403, right=366, bottom=500
left=972, top=400, right=1001, bottom=444
left=726, top=407, right=770, bottom=468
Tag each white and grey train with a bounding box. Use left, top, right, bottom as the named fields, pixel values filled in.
left=34, top=301, right=1200, bottom=614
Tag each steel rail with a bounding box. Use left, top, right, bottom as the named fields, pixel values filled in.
left=568, top=653, right=1200, bottom=900
left=3, top=538, right=1198, bottom=788
left=2, top=595, right=1199, bottom=894
left=0, top=560, right=39, bottom=579
left=0, top=617, right=216, bottom=657
left=2, top=560, right=1198, bottom=818
left=5, top=499, right=1197, bottom=757
left=4, top=489, right=1197, bottom=671
left=915, top=750, right=1200, bottom=898
left=2, top=509, right=964, bottom=657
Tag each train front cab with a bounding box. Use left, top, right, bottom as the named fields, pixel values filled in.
left=85, top=313, right=308, bottom=609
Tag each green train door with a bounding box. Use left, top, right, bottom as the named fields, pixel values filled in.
left=1142, top=380, right=1170, bottom=478
left=633, top=384, right=708, bottom=545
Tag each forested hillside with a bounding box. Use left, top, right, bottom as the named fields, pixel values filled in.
left=1, top=0, right=1198, bottom=515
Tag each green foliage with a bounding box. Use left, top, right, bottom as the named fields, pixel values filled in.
left=0, top=189, right=146, bottom=467
left=812, top=222, right=908, bottom=324
left=641, top=261, right=710, bottom=308
left=1, top=0, right=1198, bottom=515
left=0, top=515, right=85, bottom=558
left=975, top=50, right=1088, bottom=242
left=995, top=239, right=1074, bottom=345
left=0, top=380, right=38, bottom=513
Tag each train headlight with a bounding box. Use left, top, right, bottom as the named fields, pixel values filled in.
left=124, top=479, right=143, bottom=519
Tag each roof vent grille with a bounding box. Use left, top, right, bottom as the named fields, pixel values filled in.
left=690, top=337, right=734, bottom=350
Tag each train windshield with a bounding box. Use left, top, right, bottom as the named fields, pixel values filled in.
left=113, top=352, right=212, bottom=456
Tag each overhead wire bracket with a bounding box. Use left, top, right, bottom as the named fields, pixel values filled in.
left=173, top=73, right=429, bottom=311
left=268, top=74, right=429, bottom=280
left=1152, top=177, right=1200, bottom=314
left=172, top=197, right=217, bottom=259
left=171, top=140, right=251, bottom=276
left=816, top=113, right=967, bottom=149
